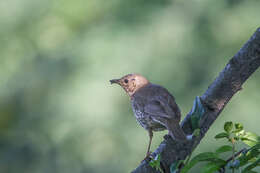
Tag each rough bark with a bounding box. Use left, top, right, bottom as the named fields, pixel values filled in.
left=131, top=27, right=260, bottom=173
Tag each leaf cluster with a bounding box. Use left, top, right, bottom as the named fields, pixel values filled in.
left=171, top=121, right=260, bottom=173
left=149, top=154, right=164, bottom=173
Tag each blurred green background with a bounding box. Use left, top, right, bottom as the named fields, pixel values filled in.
left=0, top=0, right=260, bottom=172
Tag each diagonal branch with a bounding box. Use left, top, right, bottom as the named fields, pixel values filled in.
left=131, top=27, right=260, bottom=173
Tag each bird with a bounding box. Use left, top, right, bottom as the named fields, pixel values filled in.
left=110, top=74, right=186, bottom=159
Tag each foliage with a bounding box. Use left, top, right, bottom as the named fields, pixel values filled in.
left=190, top=96, right=205, bottom=131
left=149, top=154, right=164, bottom=173
left=170, top=121, right=260, bottom=173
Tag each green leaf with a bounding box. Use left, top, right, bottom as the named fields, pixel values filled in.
left=241, top=138, right=259, bottom=147
left=224, top=121, right=233, bottom=133
left=242, top=158, right=260, bottom=173
left=215, top=132, right=229, bottom=139
left=216, top=145, right=233, bottom=154
left=191, top=152, right=219, bottom=161
left=170, top=164, right=177, bottom=173
left=233, top=123, right=243, bottom=133
left=235, top=123, right=243, bottom=129
left=201, top=162, right=221, bottom=173
left=149, top=154, right=161, bottom=170
left=241, top=132, right=260, bottom=147
left=149, top=161, right=156, bottom=167
left=180, top=152, right=219, bottom=173
left=249, top=143, right=260, bottom=151
left=191, top=115, right=199, bottom=131
left=170, top=160, right=184, bottom=173
left=190, top=96, right=205, bottom=130
left=193, top=129, right=200, bottom=137
left=238, top=149, right=260, bottom=167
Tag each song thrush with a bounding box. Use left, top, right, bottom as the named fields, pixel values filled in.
left=110, top=74, right=186, bottom=158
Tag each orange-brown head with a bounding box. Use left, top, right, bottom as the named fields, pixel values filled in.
left=110, top=74, right=150, bottom=97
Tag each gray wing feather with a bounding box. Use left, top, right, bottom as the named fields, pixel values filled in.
left=144, top=99, right=172, bottom=118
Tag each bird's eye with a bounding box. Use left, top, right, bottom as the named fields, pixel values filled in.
left=124, top=79, right=128, bottom=83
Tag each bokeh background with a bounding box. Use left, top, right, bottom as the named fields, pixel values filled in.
left=0, top=0, right=260, bottom=172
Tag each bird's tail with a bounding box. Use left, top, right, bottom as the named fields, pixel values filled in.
left=166, top=120, right=186, bottom=141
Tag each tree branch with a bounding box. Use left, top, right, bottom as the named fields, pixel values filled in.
left=131, top=27, right=260, bottom=173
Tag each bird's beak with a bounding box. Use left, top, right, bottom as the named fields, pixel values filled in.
left=110, top=79, right=120, bottom=84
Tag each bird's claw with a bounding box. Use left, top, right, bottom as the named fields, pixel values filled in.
left=141, top=152, right=153, bottom=162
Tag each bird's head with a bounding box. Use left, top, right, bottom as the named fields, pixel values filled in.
left=110, top=74, right=149, bottom=97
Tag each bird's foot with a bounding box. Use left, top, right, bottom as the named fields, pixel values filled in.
left=142, top=152, right=153, bottom=162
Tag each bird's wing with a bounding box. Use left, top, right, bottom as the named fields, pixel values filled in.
left=144, top=99, right=172, bottom=118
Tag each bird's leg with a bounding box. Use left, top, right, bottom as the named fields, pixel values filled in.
left=145, top=129, right=153, bottom=158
